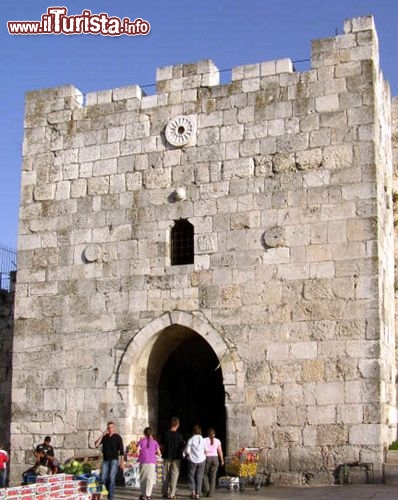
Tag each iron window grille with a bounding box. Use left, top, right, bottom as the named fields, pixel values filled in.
left=171, top=219, right=194, bottom=266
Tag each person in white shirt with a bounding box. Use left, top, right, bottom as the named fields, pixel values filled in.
left=202, top=429, right=224, bottom=497
left=184, top=425, right=206, bottom=499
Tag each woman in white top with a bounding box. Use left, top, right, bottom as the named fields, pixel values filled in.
left=184, top=424, right=206, bottom=499
left=203, top=428, right=224, bottom=497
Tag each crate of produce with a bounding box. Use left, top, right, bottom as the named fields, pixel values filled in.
left=225, top=447, right=260, bottom=478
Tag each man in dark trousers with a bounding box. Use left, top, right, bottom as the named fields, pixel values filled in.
left=95, top=422, right=125, bottom=500
left=161, top=417, right=185, bottom=499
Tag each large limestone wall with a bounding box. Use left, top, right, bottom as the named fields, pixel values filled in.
left=11, top=15, right=396, bottom=485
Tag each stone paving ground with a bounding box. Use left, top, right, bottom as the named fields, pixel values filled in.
left=114, top=484, right=398, bottom=500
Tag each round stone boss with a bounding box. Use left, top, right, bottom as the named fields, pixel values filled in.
left=165, top=115, right=196, bottom=147
left=84, top=244, right=101, bottom=262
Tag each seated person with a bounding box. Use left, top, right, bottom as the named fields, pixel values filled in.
left=34, top=436, right=59, bottom=475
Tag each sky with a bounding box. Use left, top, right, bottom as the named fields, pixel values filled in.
left=0, top=0, right=397, bottom=253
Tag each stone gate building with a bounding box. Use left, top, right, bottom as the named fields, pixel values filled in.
left=10, top=15, right=398, bottom=485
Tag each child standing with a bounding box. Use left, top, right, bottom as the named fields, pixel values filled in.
left=137, top=427, right=161, bottom=500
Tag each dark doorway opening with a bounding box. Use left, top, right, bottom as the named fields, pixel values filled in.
left=155, top=330, right=226, bottom=452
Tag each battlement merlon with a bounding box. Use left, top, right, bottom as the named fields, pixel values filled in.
left=312, top=15, right=379, bottom=70
left=23, top=14, right=385, bottom=119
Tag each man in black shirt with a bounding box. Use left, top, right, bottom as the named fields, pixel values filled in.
left=161, top=417, right=185, bottom=499
left=95, top=422, right=125, bottom=500
left=34, top=436, right=59, bottom=474
left=34, top=436, right=54, bottom=464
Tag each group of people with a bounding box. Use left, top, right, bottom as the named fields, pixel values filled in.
left=95, top=417, right=224, bottom=500
left=183, top=423, right=224, bottom=500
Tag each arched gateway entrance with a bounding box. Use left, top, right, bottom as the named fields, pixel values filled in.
left=116, top=312, right=239, bottom=449
left=154, top=326, right=225, bottom=442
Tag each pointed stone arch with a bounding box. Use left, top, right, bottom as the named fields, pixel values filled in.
left=115, top=311, right=241, bottom=441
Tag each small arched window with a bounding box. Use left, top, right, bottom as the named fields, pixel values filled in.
left=171, top=219, right=194, bottom=266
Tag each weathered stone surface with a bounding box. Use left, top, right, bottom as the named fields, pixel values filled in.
left=7, top=14, right=397, bottom=488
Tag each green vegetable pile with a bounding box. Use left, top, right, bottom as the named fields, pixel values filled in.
left=62, top=460, right=92, bottom=475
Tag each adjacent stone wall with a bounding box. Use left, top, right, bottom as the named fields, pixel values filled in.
left=11, top=15, right=396, bottom=485
left=0, top=287, right=14, bottom=452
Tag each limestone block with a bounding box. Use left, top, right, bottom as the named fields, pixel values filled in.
left=315, top=94, right=340, bottom=113
left=108, top=125, right=126, bottom=143
left=307, top=405, right=337, bottom=425
left=348, top=106, right=374, bottom=125
left=384, top=463, right=398, bottom=485
left=272, top=101, right=293, bottom=120
left=342, top=182, right=376, bottom=201
left=336, top=33, right=357, bottom=50
left=79, top=145, right=101, bottom=163
left=349, top=424, right=380, bottom=445
left=337, top=404, right=363, bottom=424
left=125, top=121, right=149, bottom=140
left=291, top=341, right=317, bottom=360
left=29, top=281, right=58, bottom=296
left=140, top=95, right=158, bottom=109
left=47, top=109, right=72, bottom=124
left=260, top=247, right=290, bottom=265
left=18, top=234, right=41, bottom=251
left=198, top=111, right=223, bottom=128
left=219, top=285, right=241, bottom=308
left=259, top=60, right=276, bottom=77
left=143, top=168, right=171, bottom=189
left=358, top=358, right=380, bottom=379
left=221, top=158, right=253, bottom=179
left=236, top=107, right=254, bottom=126
left=113, top=85, right=142, bottom=101
left=316, top=382, right=344, bottom=405
left=43, top=388, right=66, bottom=411
left=276, top=133, right=308, bottom=154
left=195, top=144, right=224, bottom=162
left=344, top=15, right=375, bottom=34
left=220, top=124, right=244, bottom=142
left=128, top=291, right=147, bottom=312
left=266, top=341, right=289, bottom=361
left=201, top=70, right=220, bottom=87
left=276, top=58, right=293, bottom=74
left=278, top=406, right=307, bottom=426
left=33, top=184, right=56, bottom=201
left=302, top=360, right=325, bottom=382
left=256, top=384, right=282, bottom=405
left=317, top=424, right=348, bottom=446
left=252, top=407, right=277, bottom=427
left=245, top=123, right=268, bottom=141
left=266, top=119, right=283, bottom=137
left=54, top=180, right=70, bottom=200
left=100, top=142, right=119, bottom=160
left=109, top=174, right=126, bottom=193
left=156, top=65, right=173, bottom=81
left=278, top=263, right=309, bottom=280
left=242, top=78, right=260, bottom=93
left=309, top=129, right=331, bottom=148
left=386, top=450, right=398, bottom=465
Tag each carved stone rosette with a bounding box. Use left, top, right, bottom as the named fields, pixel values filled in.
left=165, top=115, right=196, bottom=147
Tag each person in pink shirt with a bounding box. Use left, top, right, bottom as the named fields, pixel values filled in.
left=202, top=429, right=224, bottom=497
left=137, top=427, right=161, bottom=500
